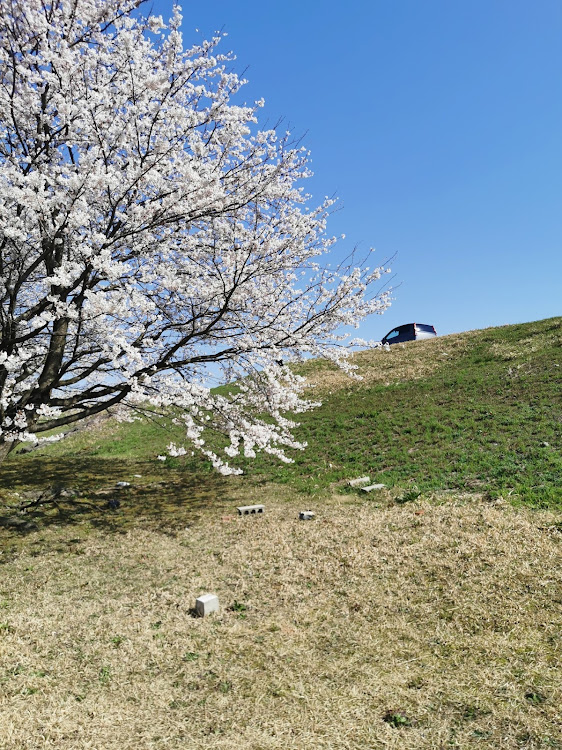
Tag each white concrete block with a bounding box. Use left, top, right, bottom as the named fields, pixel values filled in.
left=195, top=593, right=219, bottom=617
left=237, top=504, right=265, bottom=515
left=361, top=483, right=386, bottom=492
left=299, top=511, right=315, bottom=520
left=348, top=476, right=371, bottom=487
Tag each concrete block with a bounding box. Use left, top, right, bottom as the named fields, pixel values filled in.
left=299, top=511, right=315, bottom=520
left=196, top=593, right=219, bottom=617
left=361, top=483, right=386, bottom=492
left=348, top=476, right=371, bottom=487
left=237, top=504, right=265, bottom=515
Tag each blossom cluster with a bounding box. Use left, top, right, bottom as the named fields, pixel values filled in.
left=0, top=0, right=390, bottom=470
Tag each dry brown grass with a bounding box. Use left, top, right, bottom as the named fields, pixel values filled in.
left=308, top=317, right=561, bottom=394
left=487, top=323, right=562, bottom=363
left=1, top=486, right=561, bottom=749
left=302, top=331, right=480, bottom=393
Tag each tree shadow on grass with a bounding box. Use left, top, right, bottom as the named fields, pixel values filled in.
left=0, top=454, right=236, bottom=539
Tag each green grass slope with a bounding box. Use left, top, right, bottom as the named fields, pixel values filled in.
left=1, top=316, right=561, bottom=512
left=244, top=316, right=562, bottom=507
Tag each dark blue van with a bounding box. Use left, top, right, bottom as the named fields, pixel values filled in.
left=381, top=323, right=437, bottom=345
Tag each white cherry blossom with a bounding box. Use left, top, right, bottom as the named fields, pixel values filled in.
left=0, top=0, right=390, bottom=470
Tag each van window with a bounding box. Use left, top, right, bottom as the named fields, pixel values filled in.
left=385, top=329, right=400, bottom=340
left=416, top=324, right=436, bottom=333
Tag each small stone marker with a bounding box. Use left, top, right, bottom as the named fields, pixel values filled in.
left=237, top=504, right=265, bottom=515
left=299, top=511, right=315, bottom=520
left=196, top=593, right=219, bottom=617
left=361, top=483, right=386, bottom=492
left=348, top=476, right=371, bottom=487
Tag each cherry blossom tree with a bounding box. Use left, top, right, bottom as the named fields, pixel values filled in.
left=0, top=0, right=390, bottom=471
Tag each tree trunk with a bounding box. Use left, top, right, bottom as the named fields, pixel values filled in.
left=0, top=440, right=17, bottom=464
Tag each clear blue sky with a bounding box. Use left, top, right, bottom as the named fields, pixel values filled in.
left=152, top=0, right=561, bottom=339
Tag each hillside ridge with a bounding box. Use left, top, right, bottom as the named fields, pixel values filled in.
left=1, top=316, right=561, bottom=511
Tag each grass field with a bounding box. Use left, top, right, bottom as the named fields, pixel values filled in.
left=1, top=317, right=561, bottom=748
left=245, top=316, right=562, bottom=508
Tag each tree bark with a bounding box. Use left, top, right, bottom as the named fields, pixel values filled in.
left=0, top=440, right=16, bottom=464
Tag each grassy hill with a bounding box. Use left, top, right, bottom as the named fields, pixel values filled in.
left=256, top=315, right=562, bottom=507
left=6, top=315, right=561, bottom=513
left=1, top=317, right=561, bottom=749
